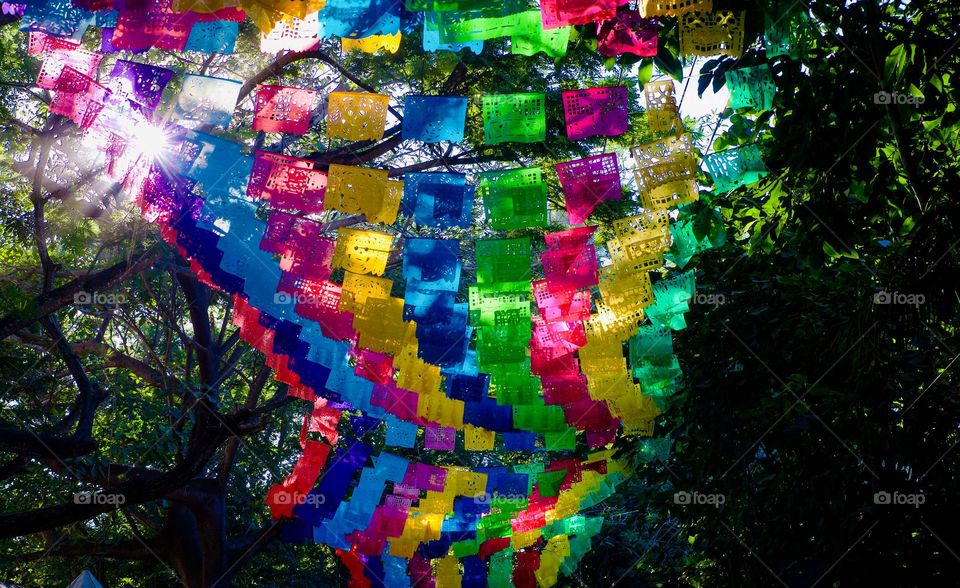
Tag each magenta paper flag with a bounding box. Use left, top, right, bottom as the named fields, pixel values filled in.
left=253, top=85, right=317, bottom=135
left=541, top=0, right=620, bottom=29
left=597, top=10, right=658, bottom=57
left=36, top=48, right=102, bottom=90
left=50, top=67, right=110, bottom=129
left=555, top=153, right=623, bottom=225
left=561, top=86, right=629, bottom=141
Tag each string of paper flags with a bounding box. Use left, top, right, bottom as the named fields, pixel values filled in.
left=9, top=0, right=806, bottom=585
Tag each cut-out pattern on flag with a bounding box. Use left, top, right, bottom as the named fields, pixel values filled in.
left=332, top=227, right=394, bottom=276
left=433, top=3, right=527, bottom=44
left=326, top=164, right=402, bottom=224
left=253, top=85, right=317, bottom=135
left=643, top=80, right=681, bottom=134
left=20, top=0, right=91, bottom=38
left=640, top=0, right=710, bottom=18
left=511, top=10, right=571, bottom=57
left=172, top=74, right=242, bottom=128
left=50, top=67, right=110, bottom=129
left=342, top=32, right=402, bottom=53
left=631, top=134, right=699, bottom=210
left=27, top=31, right=80, bottom=56
left=482, top=93, right=546, bottom=144
left=327, top=91, right=390, bottom=141
left=679, top=10, right=745, bottom=57
left=108, top=60, right=174, bottom=110
left=726, top=64, right=776, bottom=111
left=561, top=86, right=629, bottom=141
left=260, top=13, right=321, bottom=53
left=422, top=10, right=484, bottom=53
left=111, top=1, right=196, bottom=52
left=540, top=0, right=619, bottom=29
left=702, top=144, right=767, bottom=193
left=402, top=95, right=468, bottom=143
left=478, top=167, right=548, bottom=230
left=185, top=19, right=239, bottom=53
left=764, top=7, right=811, bottom=59
left=597, top=9, right=658, bottom=57
left=318, top=0, right=401, bottom=39
left=556, top=153, right=622, bottom=225
left=36, top=48, right=102, bottom=90
left=475, top=237, right=531, bottom=284
left=247, top=151, right=327, bottom=214
left=541, top=226, right=599, bottom=292
left=402, top=172, right=475, bottom=228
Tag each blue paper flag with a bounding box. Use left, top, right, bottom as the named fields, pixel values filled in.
left=402, top=95, right=468, bottom=143
left=185, top=20, right=238, bottom=54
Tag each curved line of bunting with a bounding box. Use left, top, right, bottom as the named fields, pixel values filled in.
left=17, top=0, right=788, bottom=585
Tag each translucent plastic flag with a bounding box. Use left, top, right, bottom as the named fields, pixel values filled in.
left=402, top=172, right=474, bottom=228
left=643, top=80, right=681, bottom=134
left=631, top=134, right=699, bottom=210
left=261, top=13, right=321, bottom=53
left=332, top=228, right=394, bottom=275
left=50, top=67, right=110, bottom=129
left=342, top=31, right=402, bottom=53
left=327, top=91, right=390, bottom=141
left=481, top=93, right=546, bottom=144
left=726, top=64, right=776, bottom=111
left=477, top=167, right=548, bottom=230
left=639, top=0, right=711, bottom=18
left=317, top=0, right=401, bottom=39
left=702, top=144, right=767, bottom=193
left=108, top=60, right=174, bottom=110
left=422, top=11, right=484, bottom=53
left=540, top=0, right=618, bottom=29
left=511, top=10, right=570, bottom=57
left=172, top=74, right=242, bottom=128
left=475, top=238, right=531, bottom=284
left=184, top=20, right=238, bottom=53
left=561, top=86, right=628, bottom=141
left=679, top=10, right=745, bottom=57
left=402, top=95, right=468, bottom=143
left=597, top=9, right=658, bottom=57
left=555, top=153, right=622, bottom=225
left=36, top=47, right=101, bottom=90
left=253, top=85, right=317, bottom=135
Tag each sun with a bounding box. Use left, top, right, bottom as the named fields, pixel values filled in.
left=127, top=122, right=171, bottom=160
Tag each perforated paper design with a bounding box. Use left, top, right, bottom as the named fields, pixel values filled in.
left=562, top=86, right=629, bottom=141
left=402, top=95, right=468, bottom=143
left=643, top=80, right=681, bottom=135
left=597, top=9, right=658, bottom=57
left=679, top=10, right=745, bottom=57
left=327, top=91, right=390, bottom=141
left=726, top=64, right=776, bottom=111
left=478, top=167, right=548, bottom=230
left=482, top=93, right=545, bottom=145
left=253, top=85, right=317, bottom=135
left=556, top=153, right=622, bottom=225
left=172, top=74, right=242, bottom=128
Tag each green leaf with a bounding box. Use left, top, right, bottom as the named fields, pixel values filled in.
left=638, top=61, right=653, bottom=85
